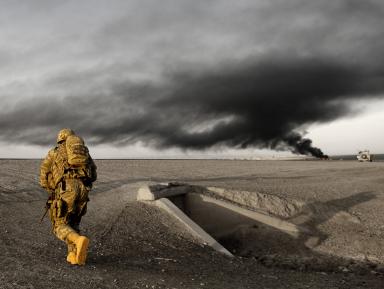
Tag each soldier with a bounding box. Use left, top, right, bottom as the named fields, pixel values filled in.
left=39, top=128, right=97, bottom=265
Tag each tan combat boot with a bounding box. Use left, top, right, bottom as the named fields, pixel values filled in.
left=67, top=251, right=77, bottom=265
left=66, top=243, right=77, bottom=265
left=66, top=232, right=90, bottom=265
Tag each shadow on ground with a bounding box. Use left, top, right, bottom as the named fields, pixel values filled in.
left=215, top=191, right=381, bottom=274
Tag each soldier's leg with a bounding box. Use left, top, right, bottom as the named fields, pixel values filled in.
left=63, top=178, right=90, bottom=265
left=52, top=218, right=89, bottom=265
left=65, top=231, right=89, bottom=265
left=69, top=197, right=88, bottom=232
left=49, top=211, right=77, bottom=264
left=69, top=180, right=91, bottom=265
left=50, top=184, right=76, bottom=238
left=67, top=178, right=89, bottom=234
left=67, top=182, right=91, bottom=265
left=50, top=185, right=89, bottom=265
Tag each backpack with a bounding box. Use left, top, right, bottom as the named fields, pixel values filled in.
left=66, top=135, right=90, bottom=167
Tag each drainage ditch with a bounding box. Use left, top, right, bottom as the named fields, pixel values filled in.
left=141, top=183, right=383, bottom=275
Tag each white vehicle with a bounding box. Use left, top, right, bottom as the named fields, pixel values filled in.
left=357, top=150, right=373, bottom=162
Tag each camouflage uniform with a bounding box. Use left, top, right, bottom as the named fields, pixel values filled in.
left=40, top=129, right=97, bottom=264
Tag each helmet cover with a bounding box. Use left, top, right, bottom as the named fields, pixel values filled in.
left=57, top=128, right=75, bottom=143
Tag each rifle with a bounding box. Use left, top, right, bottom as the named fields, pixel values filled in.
left=40, top=191, right=54, bottom=223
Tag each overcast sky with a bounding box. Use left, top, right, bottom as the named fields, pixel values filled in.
left=1, top=0, right=383, bottom=158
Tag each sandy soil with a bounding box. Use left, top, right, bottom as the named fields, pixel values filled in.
left=0, top=159, right=383, bottom=288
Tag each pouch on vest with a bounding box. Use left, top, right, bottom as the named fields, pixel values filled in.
left=52, top=198, right=66, bottom=218
left=47, top=173, right=55, bottom=190
left=66, top=135, right=89, bottom=167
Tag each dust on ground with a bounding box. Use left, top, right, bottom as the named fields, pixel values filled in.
left=0, top=159, right=383, bottom=288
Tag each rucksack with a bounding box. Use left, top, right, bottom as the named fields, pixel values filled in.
left=66, top=135, right=90, bottom=167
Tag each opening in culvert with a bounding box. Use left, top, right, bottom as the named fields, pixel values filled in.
left=161, top=186, right=380, bottom=275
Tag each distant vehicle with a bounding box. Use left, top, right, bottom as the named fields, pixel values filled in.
left=357, top=150, right=373, bottom=162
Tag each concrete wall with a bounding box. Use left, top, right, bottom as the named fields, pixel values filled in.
left=183, top=193, right=300, bottom=239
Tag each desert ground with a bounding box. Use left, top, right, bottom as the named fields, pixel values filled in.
left=0, top=159, right=383, bottom=289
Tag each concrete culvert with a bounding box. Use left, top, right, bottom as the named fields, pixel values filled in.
left=138, top=183, right=382, bottom=274
left=167, top=190, right=315, bottom=260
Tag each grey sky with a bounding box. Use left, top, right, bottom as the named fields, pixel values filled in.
left=1, top=0, right=383, bottom=158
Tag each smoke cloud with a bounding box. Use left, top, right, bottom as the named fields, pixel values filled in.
left=0, top=0, right=383, bottom=157
left=0, top=55, right=383, bottom=157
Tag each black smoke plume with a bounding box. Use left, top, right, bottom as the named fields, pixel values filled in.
left=0, top=56, right=382, bottom=157
left=283, top=134, right=326, bottom=158
left=1, top=0, right=384, bottom=158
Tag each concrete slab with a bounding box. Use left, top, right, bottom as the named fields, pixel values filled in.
left=137, top=184, right=191, bottom=201
left=137, top=186, right=155, bottom=201
left=185, top=193, right=302, bottom=237
left=138, top=183, right=302, bottom=257
left=154, top=198, right=233, bottom=257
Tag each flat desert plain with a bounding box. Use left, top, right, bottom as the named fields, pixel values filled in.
left=0, top=159, right=383, bottom=289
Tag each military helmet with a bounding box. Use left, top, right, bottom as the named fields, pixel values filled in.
left=57, top=128, right=74, bottom=143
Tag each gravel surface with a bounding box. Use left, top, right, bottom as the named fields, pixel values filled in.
left=0, top=159, right=383, bottom=288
